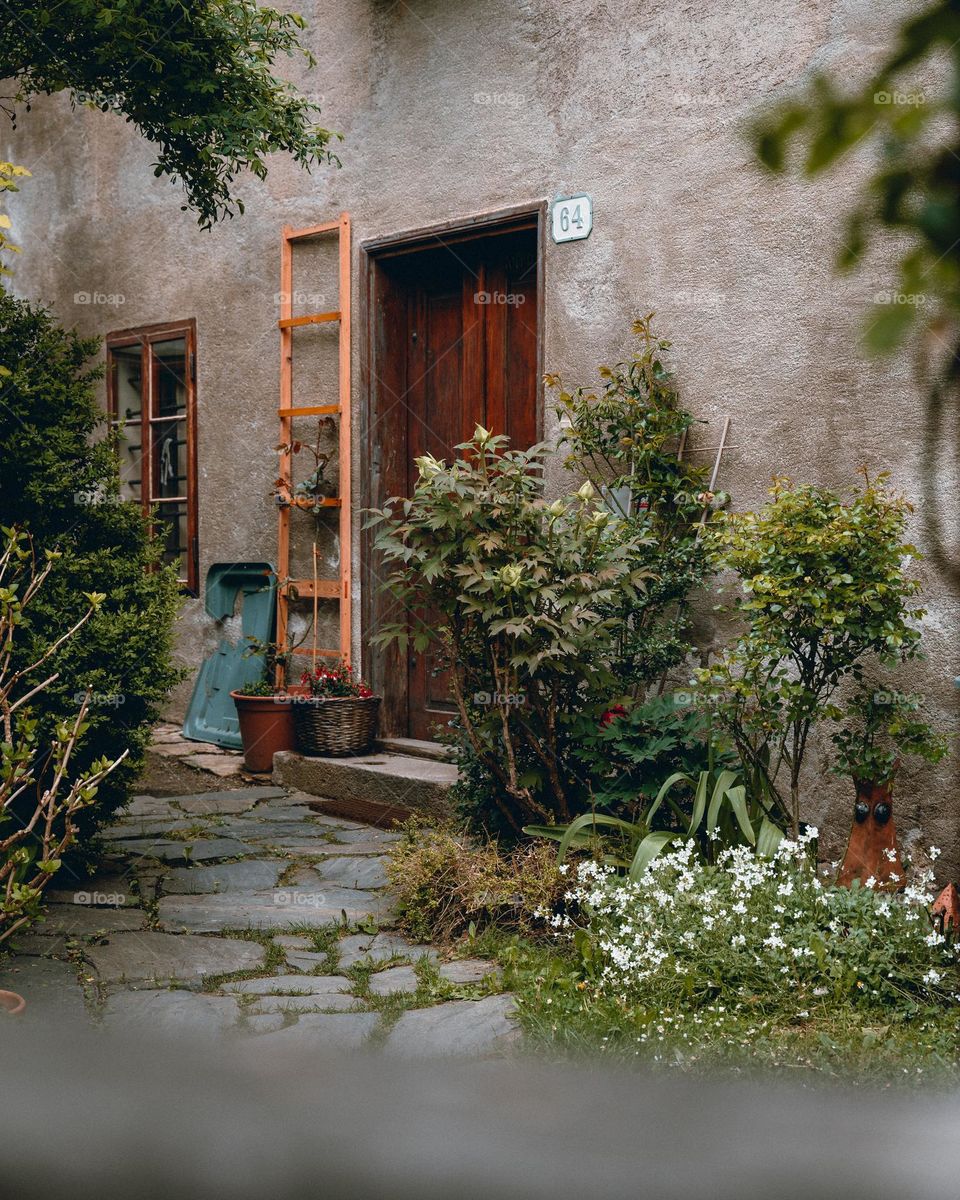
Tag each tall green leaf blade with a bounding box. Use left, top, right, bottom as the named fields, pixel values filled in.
left=628, top=831, right=675, bottom=881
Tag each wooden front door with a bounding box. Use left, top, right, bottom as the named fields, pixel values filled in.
left=367, top=219, right=540, bottom=740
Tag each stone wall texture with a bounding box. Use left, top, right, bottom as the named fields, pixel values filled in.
left=4, top=0, right=958, bottom=870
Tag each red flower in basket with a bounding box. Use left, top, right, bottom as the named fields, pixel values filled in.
left=301, top=663, right=373, bottom=699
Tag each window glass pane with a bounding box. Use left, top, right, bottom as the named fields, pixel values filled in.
left=152, top=338, right=187, bottom=419
left=155, top=501, right=187, bottom=577
left=112, top=343, right=143, bottom=422
left=150, top=418, right=187, bottom=500
left=113, top=424, right=143, bottom=501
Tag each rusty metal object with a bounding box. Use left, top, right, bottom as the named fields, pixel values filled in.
left=932, top=883, right=960, bottom=932
left=837, top=778, right=904, bottom=890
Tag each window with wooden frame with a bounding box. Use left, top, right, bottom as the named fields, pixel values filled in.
left=106, top=320, right=199, bottom=593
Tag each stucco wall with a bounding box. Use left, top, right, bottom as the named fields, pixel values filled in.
left=3, top=0, right=958, bottom=870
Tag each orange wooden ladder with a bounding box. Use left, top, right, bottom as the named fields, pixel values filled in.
left=275, top=214, right=352, bottom=685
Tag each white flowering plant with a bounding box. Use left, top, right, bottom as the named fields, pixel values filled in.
left=563, top=832, right=958, bottom=1016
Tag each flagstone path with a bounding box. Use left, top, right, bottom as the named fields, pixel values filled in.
left=0, top=784, right=518, bottom=1057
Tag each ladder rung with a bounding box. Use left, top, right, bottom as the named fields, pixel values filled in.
left=278, top=405, right=341, bottom=417
left=291, top=647, right=341, bottom=659
left=283, top=579, right=340, bottom=600
left=278, top=311, right=340, bottom=330
left=284, top=220, right=342, bottom=242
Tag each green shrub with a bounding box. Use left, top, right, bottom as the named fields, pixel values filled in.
left=369, top=428, right=650, bottom=833
left=0, top=528, right=124, bottom=945
left=371, top=320, right=721, bottom=836
left=0, top=292, right=181, bottom=860
left=548, top=315, right=716, bottom=694
left=698, top=472, right=925, bottom=833
left=386, top=823, right=566, bottom=944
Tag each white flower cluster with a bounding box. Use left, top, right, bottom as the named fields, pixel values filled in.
left=563, top=832, right=956, bottom=1009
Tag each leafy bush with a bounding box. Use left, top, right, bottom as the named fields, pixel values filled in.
left=369, top=428, right=650, bottom=833
left=0, top=292, right=181, bottom=857
left=564, top=833, right=954, bottom=1017
left=386, top=823, right=566, bottom=944
left=571, top=693, right=712, bottom=813
left=371, top=320, right=720, bottom=835
left=548, top=315, right=716, bottom=694
left=1, top=529, right=124, bottom=945
left=831, top=687, right=945, bottom=785
left=698, top=472, right=924, bottom=833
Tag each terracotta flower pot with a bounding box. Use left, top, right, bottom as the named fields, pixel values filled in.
left=837, top=776, right=904, bottom=890
left=0, top=989, right=26, bottom=1016
left=230, top=691, right=299, bottom=773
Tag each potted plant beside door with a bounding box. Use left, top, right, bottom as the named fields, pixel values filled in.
left=293, top=663, right=380, bottom=757
left=833, top=687, right=945, bottom=890
left=230, top=637, right=305, bottom=773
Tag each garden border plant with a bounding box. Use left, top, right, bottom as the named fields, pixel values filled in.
left=697, top=471, right=927, bottom=836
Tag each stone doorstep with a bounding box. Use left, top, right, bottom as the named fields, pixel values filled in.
left=272, top=750, right=457, bottom=821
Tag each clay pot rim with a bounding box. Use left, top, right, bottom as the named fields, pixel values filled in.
left=0, top=989, right=26, bottom=1016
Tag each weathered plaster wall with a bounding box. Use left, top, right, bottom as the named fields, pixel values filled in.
left=4, top=0, right=958, bottom=869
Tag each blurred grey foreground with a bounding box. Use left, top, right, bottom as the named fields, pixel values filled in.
left=1, top=1023, right=956, bottom=1199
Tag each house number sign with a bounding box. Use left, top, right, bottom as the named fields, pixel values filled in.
left=551, top=193, right=593, bottom=243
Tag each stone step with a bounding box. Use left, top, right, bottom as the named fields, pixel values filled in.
left=272, top=750, right=457, bottom=821
left=376, top=736, right=455, bottom=763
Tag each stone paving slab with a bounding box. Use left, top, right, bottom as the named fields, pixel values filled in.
left=438, top=959, right=501, bottom=985
left=45, top=876, right=141, bottom=907
left=383, top=996, right=519, bottom=1058
left=244, top=1012, right=286, bottom=1034
left=367, top=965, right=419, bottom=995
left=283, top=950, right=329, bottom=972
left=111, top=837, right=251, bottom=864
left=335, top=933, right=437, bottom=969
left=174, top=787, right=286, bottom=814
left=304, top=856, right=391, bottom=890
left=101, top=989, right=241, bottom=1036
left=243, top=1010, right=378, bottom=1052
left=223, top=975, right=352, bottom=995
left=181, top=754, right=242, bottom=777
left=85, top=931, right=266, bottom=987
left=126, top=795, right=183, bottom=818
left=0, top=957, right=89, bottom=1025
left=160, top=859, right=285, bottom=895
left=7, top=933, right=72, bottom=957
left=247, top=993, right=360, bottom=1014
left=327, top=827, right=402, bottom=848
left=101, top=819, right=209, bottom=840
left=156, top=887, right=387, bottom=932
left=35, top=906, right=149, bottom=938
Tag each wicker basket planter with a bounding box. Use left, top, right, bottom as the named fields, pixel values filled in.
left=292, top=694, right=381, bottom=757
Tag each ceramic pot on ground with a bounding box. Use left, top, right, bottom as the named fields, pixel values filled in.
left=837, top=776, right=904, bottom=890
left=230, top=691, right=298, bottom=773
left=0, top=990, right=26, bottom=1016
